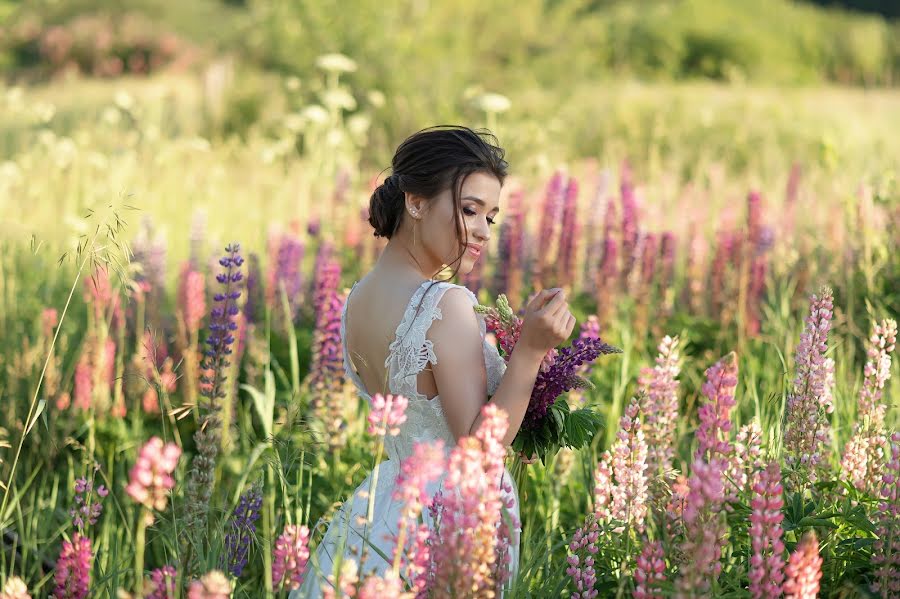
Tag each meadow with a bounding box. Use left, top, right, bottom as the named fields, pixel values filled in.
left=0, top=54, right=899, bottom=597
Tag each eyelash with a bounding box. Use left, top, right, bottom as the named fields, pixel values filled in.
left=463, top=207, right=496, bottom=226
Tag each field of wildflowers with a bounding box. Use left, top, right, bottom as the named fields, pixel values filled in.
left=0, top=55, right=899, bottom=598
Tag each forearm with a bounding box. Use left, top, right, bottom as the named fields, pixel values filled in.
left=468, top=345, right=545, bottom=446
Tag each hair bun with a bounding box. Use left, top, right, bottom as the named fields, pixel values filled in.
left=368, top=173, right=404, bottom=238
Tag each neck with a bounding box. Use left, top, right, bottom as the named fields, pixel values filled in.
left=377, top=235, right=439, bottom=281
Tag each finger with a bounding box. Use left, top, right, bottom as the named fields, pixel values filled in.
left=565, top=313, right=576, bottom=335
left=543, top=292, right=568, bottom=318
left=531, top=288, right=560, bottom=310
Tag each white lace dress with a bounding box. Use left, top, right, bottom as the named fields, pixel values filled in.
left=292, top=280, right=520, bottom=597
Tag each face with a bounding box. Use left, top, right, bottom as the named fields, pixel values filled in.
left=408, top=171, right=501, bottom=276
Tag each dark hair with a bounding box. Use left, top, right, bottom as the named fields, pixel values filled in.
left=368, top=125, right=508, bottom=279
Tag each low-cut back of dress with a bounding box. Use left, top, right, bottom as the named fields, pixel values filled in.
left=292, top=279, right=520, bottom=597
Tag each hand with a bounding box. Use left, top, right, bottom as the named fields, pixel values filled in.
left=517, top=288, right=576, bottom=356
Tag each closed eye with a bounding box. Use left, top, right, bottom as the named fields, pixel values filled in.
left=463, top=207, right=497, bottom=226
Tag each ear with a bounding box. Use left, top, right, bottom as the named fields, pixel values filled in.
left=404, top=193, right=426, bottom=218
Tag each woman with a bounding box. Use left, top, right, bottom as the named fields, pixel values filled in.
left=295, top=125, right=574, bottom=596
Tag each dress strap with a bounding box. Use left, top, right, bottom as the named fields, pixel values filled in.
left=386, top=281, right=485, bottom=402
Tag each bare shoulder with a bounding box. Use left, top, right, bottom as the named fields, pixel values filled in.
left=428, top=284, right=482, bottom=347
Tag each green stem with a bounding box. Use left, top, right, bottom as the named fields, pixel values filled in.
left=135, top=507, right=149, bottom=598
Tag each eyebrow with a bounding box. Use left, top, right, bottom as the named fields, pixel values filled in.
left=462, top=195, right=500, bottom=211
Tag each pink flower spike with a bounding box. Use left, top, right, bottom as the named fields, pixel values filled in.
left=52, top=532, right=92, bottom=599
left=749, top=462, right=786, bottom=599
left=0, top=576, right=32, bottom=599
left=367, top=393, right=409, bottom=437
left=125, top=437, right=182, bottom=518
left=784, top=531, right=822, bottom=599
left=187, top=570, right=232, bottom=599
left=272, top=525, right=311, bottom=592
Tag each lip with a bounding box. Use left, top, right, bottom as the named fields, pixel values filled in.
left=466, top=244, right=482, bottom=257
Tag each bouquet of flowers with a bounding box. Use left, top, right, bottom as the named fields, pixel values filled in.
left=474, top=294, right=622, bottom=464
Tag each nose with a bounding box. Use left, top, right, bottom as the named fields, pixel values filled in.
left=472, top=217, right=490, bottom=243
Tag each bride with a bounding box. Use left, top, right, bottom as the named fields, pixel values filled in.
left=295, top=125, right=574, bottom=597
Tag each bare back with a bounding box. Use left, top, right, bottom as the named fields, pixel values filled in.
left=343, top=274, right=441, bottom=400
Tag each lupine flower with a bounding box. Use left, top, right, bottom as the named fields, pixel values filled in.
left=606, top=398, right=649, bottom=532
left=784, top=287, right=835, bottom=483
left=83, top=264, right=120, bottom=322
left=784, top=531, right=822, bottom=599
left=639, top=232, right=659, bottom=290
left=658, top=231, right=676, bottom=303
left=727, top=420, right=764, bottom=502
left=242, top=252, right=263, bottom=324
left=367, top=393, right=408, bottom=437
left=223, top=485, right=263, bottom=577
left=748, top=462, right=786, bottom=599
left=856, top=318, right=897, bottom=428
left=265, top=230, right=304, bottom=324
left=142, top=357, right=177, bottom=415
left=634, top=540, right=666, bottom=599
left=145, top=566, right=177, bottom=599
left=872, top=432, right=900, bottom=597
left=358, top=571, right=412, bottom=599
left=676, top=458, right=726, bottom=597
left=536, top=170, right=566, bottom=284
left=427, top=405, right=511, bottom=597
left=638, top=335, right=681, bottom=477
left=620, top=167, right=640, bottom=286
left=187, top=570, right=232, bottom=599
left=596, top=234, right=618, bottom=327
left=708, top=229, right=734, bottom=314
left=52, top=532, right=92, bottom=599
left=558, top=176, right=581, bottom=287
left=178, top=262, right=206, bottom=337
left=526, top=336, right=621, bottom=429
left=307, top=256, right=346, bottom=438
left=566, top=515, right=600, bottom=599
left=323, top=559, right=358, bottom=599
left=125, top=436, right=181, bottom=521
left=492, top=188, right=525, bottom=302
left=272, top=524, right=311, bottom=592
left=695, top=352, right=739, bottom=464
left=841, top=319, right=897, bottom=493
left=0, top=576, right=31, bottom=599
left=70, top=475, right=108, bottom=531
left=183, top=243, right=243, bottom=570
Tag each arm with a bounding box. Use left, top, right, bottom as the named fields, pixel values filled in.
left=428, top=288, right=567, bottom=446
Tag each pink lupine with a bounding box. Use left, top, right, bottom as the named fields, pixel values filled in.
left=52, top=532, right=92, bottom=599
left=783, top=531, right=822, bottom=599
left=323, top=559, right=358, bottom=599
left=0, top=576, right=31, bottom=599
left=855, top=318, right=896, bottom=427
left=83, top=264, right=120, bottom=322
left=358, top=571, right=412, bottom=599
left=784, top=287, right=835, bottom=483
left=125, top=437, right=181, bottom=520
left=145, top=566, right=177, bottom=599
left=676, top=458, right=726, bottom=597
left=73, top=352, right=92, bottom=411
left=367, top=393, right=409, bottom=437
left=590, top=398, right=649, bottom=533
left=272, top=524, right=311, bottom=592
left=872, top=432, right=900, bottom=597
left=393, top=441, right=446, bottom=520
left=536, top=170, right=566, bottom=283
left=748, top=462, right=786, bottom=599
left=178, top=262, right=206, bottom=337
left=725, top=421, right=764, bottom=503
left=566, top=516, right=600, bottom=599
left=695, top=352, right=739, bottom=464
left=634, top=540, right=666, bottom=599
left=427, top=405, right=511, bottom=597
left=638, top=335, right=681, bottom=477
left=558, top=176, right=581, bottom=287
left=841, top=319, right=897, bottom=493
left=187, top=570, right=232, bottom=599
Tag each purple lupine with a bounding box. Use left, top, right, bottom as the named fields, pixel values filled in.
left=748, top=461, right=786, bottom=599
left=872, top=432, right=900, bottom=597
left=784, top=286, right=835, bottom=484
left=70, top=475, right=108, bottom=532
left=581, top=171, right=611, bottom=290
left=596, top=235, right=618, bottom=328
left=619, top=168, right=640, bottom=288
left=676, top=458, right=726, bottom=597
left=223, top=485, right=263, bottom=577
left=638, top=335, right=681, bottom=477
left=146, top=566, right=178, bottom=599
left=242, top=252, right=263, bottom=325
left=183, top=243, right=244, bottom=569
left=558, top=176, right=581, bottom=287
left=535, top=171, right=566, bottom=285
left=525, top=336, right=621, bottom=429
left=639, top=232, right=659, bottom=291
left=695, top=352, right=739, bottom=464
left=709, top=229, right=734, bottom=314
left=658, top=231, right=676, bottom=302
left=131, top=215, right=168, bottom=321
left=307, top=256, right=346, bottom=437
left=265, top=230, right=305, bottom=325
